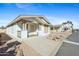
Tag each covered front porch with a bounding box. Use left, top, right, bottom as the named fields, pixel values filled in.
left=17, top=20, right=39, bottom=39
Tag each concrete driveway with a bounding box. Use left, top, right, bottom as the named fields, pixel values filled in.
left=23, top=36, right=63, bottom=56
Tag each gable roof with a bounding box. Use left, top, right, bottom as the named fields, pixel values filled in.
left=6, top=15, right=52, bottom=27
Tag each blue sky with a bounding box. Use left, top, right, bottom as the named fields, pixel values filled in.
left=0, top=3, right=79, bottom=29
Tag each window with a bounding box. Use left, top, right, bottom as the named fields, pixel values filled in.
left=38, top=25, right=41, bottom=31
left=17, top=31, right=21, bottom=38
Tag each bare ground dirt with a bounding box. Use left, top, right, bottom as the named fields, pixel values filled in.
left=0, top=33, right=21, bottom=56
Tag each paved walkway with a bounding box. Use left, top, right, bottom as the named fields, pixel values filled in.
left=23, top=37, right=62, bottom=56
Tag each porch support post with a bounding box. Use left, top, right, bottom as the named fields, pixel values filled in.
left=23, top=23, right=25, bottom=30
left=24, top=23, right=26, bottom=30
left=37, top=24, right=39, bottom=36
left=25, top=23, right=29, bottom=37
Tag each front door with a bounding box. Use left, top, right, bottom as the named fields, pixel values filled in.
left=27, top=24, right=38, bottom=37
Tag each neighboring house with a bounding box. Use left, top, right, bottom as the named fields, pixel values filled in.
left=6, top=15, right=51, bottom=39
left=52, top=25, right=61, bottom=32
left=59, top=21, right=73, bottom=32
left=51, top=21, right=73, bottom=32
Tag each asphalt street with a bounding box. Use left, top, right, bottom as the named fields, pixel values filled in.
left=56, top=31, right=79, bottom=56
left=66, top=31, right=79, bottom=43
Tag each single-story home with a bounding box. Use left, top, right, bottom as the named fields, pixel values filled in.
left=6, top=15, right=51, bottom=39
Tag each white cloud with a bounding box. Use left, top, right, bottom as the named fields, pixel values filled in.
left=15, top=3, right=36, bottom=10
left=15, top=3, right=54, bottom=11
left=16, top=3, right=28, bottom=9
